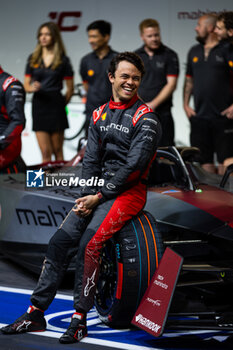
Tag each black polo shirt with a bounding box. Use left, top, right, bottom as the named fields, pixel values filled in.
left=186, top=42, right=233, bottom=119
left=135, top=44, right=179, bottom=114
left=80, top=47, right=118, bottom=117
left=225, top=41, right=233, bottom=95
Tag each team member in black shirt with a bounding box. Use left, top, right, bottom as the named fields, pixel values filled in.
left=183, top=14, right=233, bottom=174
left=80, top=20, right=117, bottom=136
left=214, top=11, right=233, bottom=119
left=135, top=18, right=179, bottom=146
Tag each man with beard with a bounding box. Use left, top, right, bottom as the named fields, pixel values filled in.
left=135, top=19, right=179, bottom=146
left=183, top=14, right=233, bottom=174
left=80, top=20, right=117, bottom=136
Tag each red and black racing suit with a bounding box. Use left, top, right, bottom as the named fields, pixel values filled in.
left=0, top=67, right=25, bottom=172
left=31, top=94, right=162, bottom=313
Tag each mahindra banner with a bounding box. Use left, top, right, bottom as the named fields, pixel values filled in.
left=1, top=0, right=232, bottom=152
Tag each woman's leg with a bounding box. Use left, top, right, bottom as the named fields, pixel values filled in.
left=35, top=131, right=53, bottom=162
left=51, top=131, right=64, bottom=161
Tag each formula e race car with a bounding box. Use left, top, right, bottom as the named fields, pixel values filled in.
left=0, top=146, right=233, bottom=333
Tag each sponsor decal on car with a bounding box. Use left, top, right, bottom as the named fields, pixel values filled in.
left=146, top=298, right=161, bottom=307
left=134, top=314, right=161, bottom=334
left=132, top=248, right=183, bottom=337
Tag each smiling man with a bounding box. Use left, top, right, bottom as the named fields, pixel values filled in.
left=80, top=20, right=117, bottom=136
left=1, top=52, right=162, bottom=344
left=215, top=11, right=233, bottom=43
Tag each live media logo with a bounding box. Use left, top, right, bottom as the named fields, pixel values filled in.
left=26, top=169, right=45, bottom=187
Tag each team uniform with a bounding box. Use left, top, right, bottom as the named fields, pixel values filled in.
left=1, top=93, right=161, bottom=340
left=226, top=42, right=233, bottom=95
left=186, top=42, right=233, bottom=164
left=25, top=55, right=73, bottom=133
left=135, top=44, right=179, bottom=146
left=29, top=94, right=161, bottom=314
left=79, top=48, right=117, bottom=134
left=0, top=67, right=25, bottom=173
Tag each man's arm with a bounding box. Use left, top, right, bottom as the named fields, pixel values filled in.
left=146, top=76, right=178, bottom=111
left=183, top=75, right=196, bottom=119
left=82, top=81, right=89, bottom=93
left=183, top=49, right=196, bottom=119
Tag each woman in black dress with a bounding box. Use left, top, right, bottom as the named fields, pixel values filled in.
left=24, top=22, right=74, bottom=162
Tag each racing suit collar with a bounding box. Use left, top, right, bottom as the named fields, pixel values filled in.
left=109, top=94, right=139, bottom=110
left=0, top=66, right=3, bottom=74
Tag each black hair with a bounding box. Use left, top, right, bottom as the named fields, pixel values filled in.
left=87, top=20, right=111, bottom=36
left=108, top=52, right=145, bottom=77
left=218, top=11, right=233, bottom=30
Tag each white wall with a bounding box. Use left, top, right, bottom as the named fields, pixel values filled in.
left=1, top=0, right=232, bottom=164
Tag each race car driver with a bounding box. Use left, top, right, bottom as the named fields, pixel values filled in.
left=0, top=66, right=26, bottom=173
left=1, top=52, right=162, bottom=344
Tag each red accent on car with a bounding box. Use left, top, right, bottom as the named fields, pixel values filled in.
left=154, top=184, right=233, bottom=227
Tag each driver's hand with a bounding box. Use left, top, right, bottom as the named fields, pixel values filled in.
left=76, top=195, right=99, bottom=209
left=72, top=202, right=92, bottom=217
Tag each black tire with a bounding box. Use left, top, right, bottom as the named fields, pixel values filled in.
left=94, top=210, right=164, bottom=328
